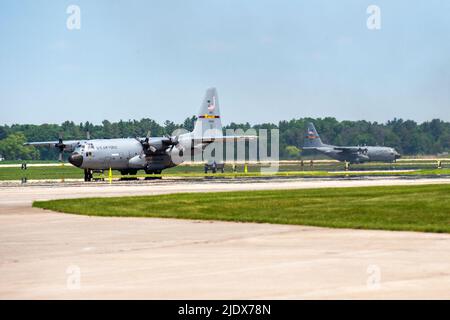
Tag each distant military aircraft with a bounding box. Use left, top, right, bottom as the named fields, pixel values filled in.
left=25, top=88, right=253, bottom=181
left=303, top=122, right=401, bottom=164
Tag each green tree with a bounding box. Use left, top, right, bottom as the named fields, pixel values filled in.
left=1, top=116, right=449, bottom=160
left=163, top=120, right=181, bottom=136
left=182, top=116, right=197, bottom=132
left=0, top=127, right=7, bottom=140
left=285, top=145, right=301, bottom=159
left=0, top=133, right=39, bottom=160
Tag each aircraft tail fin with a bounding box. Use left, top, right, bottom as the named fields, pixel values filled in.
left=303, top=122, right=324, bottom=148
left=192, top=87, right=222, bottom=138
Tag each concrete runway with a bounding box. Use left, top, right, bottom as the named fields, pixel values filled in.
left=1, top=177, right=450, bottom=299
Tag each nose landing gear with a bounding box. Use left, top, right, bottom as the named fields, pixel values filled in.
left=84, top=169, right=93, bottom=182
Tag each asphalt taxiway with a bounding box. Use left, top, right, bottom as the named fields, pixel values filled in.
left=1, top=177, right=450, bottom=299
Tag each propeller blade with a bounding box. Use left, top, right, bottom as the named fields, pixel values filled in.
left=86, top=131, right=90, bottom=140
left=163, top=135, right=179, bottom=146
left=54, top=132, right=67, bottom=160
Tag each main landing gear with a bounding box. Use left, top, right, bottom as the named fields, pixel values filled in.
left=144, top=169, right=162, bottom=180
left=119, top=170, right=138, bottom=181
left=204, top=162, right=225, bottom=174
left=84, top=169, right=93, bottom=182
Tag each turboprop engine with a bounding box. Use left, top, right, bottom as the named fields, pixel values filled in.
left=128, top=154, right=147, bottom=168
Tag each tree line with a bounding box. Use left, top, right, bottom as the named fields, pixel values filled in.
left=0, top=117, right=449, bottom=160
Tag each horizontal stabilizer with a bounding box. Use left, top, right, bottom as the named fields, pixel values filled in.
left=192, top=135, right=257, bottom=143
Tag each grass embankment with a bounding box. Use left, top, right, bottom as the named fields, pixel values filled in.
left=33, top=184, right=450, bottom=233
left=1, top=164, right=450, bottom=180
left=0, top=165, right=83, bottom=180
left=0, top=160, right=62, bottom=165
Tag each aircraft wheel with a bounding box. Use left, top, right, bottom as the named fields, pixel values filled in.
left=144, top=169, right=162, bottom=175
left=121, top=170, right=138, bottom=176
left=84, top=169, right=93, bottom=182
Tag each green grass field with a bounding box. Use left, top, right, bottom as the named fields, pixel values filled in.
left=0, top=165, right=83, bottom=180
left=0, top=160, right=62, bottom=164
left=33, top=184, right=450, bottom=233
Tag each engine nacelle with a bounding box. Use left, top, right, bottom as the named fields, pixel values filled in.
left=170, top=146, right=184, bottom=157
left=128, top=155, right=146, bottom=168
left=129, top=152, right=179, bottom=170
left=356, top=154, right=370, bottom=162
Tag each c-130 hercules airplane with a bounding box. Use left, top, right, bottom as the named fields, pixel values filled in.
left=303, top=122, right=401, bottom=164
left=25, top=88, right=253, bottom=181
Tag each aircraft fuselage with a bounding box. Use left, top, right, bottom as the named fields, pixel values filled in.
left=68, top=138, right=179, bottom=173
left=314, top=145, right=401, bottom=163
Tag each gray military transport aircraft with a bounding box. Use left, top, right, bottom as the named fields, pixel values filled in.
left=25, top=88, right=252, bottom=181
left=303, top=122, right=401, bottom=164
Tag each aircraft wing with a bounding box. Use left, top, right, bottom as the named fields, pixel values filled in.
left=302, top=147, right=319, bottom=150
left=24, top=140, right=80, bottom=151
left=193, top=135, right=257, bottom=143
left=333, top=146, right=367, bottom=154
left=25, top=141, right=58, bottom=148
left=188, top=135, right=257, bottom=152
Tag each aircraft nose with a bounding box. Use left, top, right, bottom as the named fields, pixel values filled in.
left=68, top=153, right=83, bottom=167
left=395, top=152, right=401, bottom=159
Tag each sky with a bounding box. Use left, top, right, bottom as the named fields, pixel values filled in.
left=0, top=0, right=449, bottom=125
